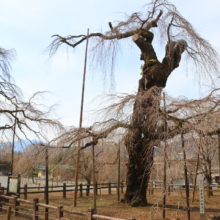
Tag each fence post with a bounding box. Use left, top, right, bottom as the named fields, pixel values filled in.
left=80, top=184, right=83, bottom=197
left=108, top=182, right=111, bottom=194
left=151, top=182, right=154, bottom=195
left=24, top=184, right=27, bottom=200
left=7, top=206, right=11, bottom=220
left=14, top=196, right=19, bottom=216
left=63, top=183, right=66, bottom=199
left=57, top=205, right=63, bottom=219
left=52, top=180, right=53, bottom=191
left=0, top=188, right=3, bottom=212
left=121, top=181, right=124, bottom=194
left=44, top=186, right=46, bottom=200
left=44, top=212, right=48, bottom=220
left=86, top=184, right=90, bottom=196
left=168, top=184, right=171, bottom=196
left=207, top=183, right=210, bottom=198
left=38, top=183, right=40, bottom=190
left=88, top=208, right=95, bottom=220
left=95, top=182, right=98, bottom=195
left=33, top=198, right=39, bottom=220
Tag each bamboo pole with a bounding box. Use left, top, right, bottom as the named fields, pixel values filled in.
left=162, top=92, right=167, bottom=219
left=74, top=28, right=89, bottom=207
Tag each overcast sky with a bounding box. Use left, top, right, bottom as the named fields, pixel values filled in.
left=1, top=0, right=220, bottom=133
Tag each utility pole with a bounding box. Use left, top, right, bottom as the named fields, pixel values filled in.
left=163, top=92, right=167, bottom=219
left=74, top=28, right=89, bottom=207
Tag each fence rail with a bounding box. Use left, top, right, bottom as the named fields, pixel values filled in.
left=18, top=181, right=125, bottom=200
left=0, top=194, right=135, bottom=220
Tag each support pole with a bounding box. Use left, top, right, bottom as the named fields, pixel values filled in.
left=181, top=132, right=190, bottom=220
left=192, top=136, right=201, bottom=202
left=117, top=143, right=120, bottom=201
left=74, top=28, right=89, bottom=207
left=92, top=143, right=96, bottom=213
left=162, top=92, right=167, bottom=219
left=45, top=147, right=49, bottom=214
left=218, top=135, right=220, bottom=184
left=11, top=110, right=17, bottom=175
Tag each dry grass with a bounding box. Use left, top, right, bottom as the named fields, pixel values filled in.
left=0, top=188, right=220, bottom=219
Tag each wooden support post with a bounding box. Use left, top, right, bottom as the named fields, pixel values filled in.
left=44, top=212, right=48, bottom=220
left=207, top=183, right=210, bottom=198
left=92, top=143, right=96, bottom=213
left=86, top=184, right=90, bottom=196
left=80, top=184, right=83, bottom=197
left=181, top=132, right=190, bottom=220
left=95, top=182, right=98, bottom=195
left=168, top=184, right=170, bottom=196
left=0, top=189, right=3, bottom=212
left=151, top=182, right=154, bottom=195
left=33, top=198, right=39, bottom=220
left=7, top=206, right=11, bottom=220
left=38, top=183, right=40, bottom=190
left=52, top=180, right=53, bottom=191
left=63, top=183, right=66, bottom=199
left=162, top=92, right=167, bottom=219
left=88, top=208, right=95, bottom=220
left=44, top=186, right=46, bottom=200
left=108, top=182, right=111, bottom=194
left=73, top=28, right=89, bottom=208
left=24, top=184, right=27, bottom=200
left=121, top=181, right=124, bottom=194
left=14, top=196, right=19, bottom=216
left=57, top=205, right=63, bottom=219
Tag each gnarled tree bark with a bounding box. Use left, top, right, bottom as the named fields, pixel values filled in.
left=123, top=29, right=187, bottom=206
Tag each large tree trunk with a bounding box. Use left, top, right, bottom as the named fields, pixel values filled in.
left=123, top=81, right=161, bottom=206
left=123, top=31, right=187, bottom=206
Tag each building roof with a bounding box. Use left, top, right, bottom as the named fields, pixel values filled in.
left=37, top=165, right=73, bottom=170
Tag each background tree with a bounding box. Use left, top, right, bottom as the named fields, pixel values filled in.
left=0, top=44, right=63, bottom=147
left=48, top=0, right=219, bottom=206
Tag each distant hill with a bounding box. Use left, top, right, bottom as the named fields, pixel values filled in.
left=0, top=139, right=42, bottom=152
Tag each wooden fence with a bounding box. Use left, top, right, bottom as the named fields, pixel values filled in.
left=0, top=194, right=135, bottom=220
left=147, top=182, right=220, bottom=197
left=1, top=179, right=219, bottom=200
left=19, top=182, right=125, bottom=200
